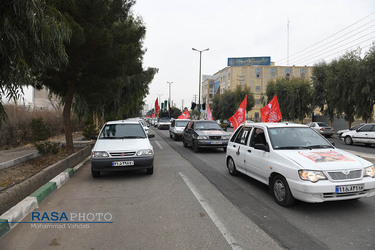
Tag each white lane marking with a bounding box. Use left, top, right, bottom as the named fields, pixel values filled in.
left=179, top=172, right=243, bottom=250
left=155, top=141, right=163, bottom=149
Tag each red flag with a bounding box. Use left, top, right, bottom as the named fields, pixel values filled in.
left=260, top=95, right=282, bottom=122
left=228, top=95, right=247, bottom=131
left=178, top=109, right=189, bottom=119
left=155, top=98, right=160, bottom=116
left=207, top=105, right=213, bottom=120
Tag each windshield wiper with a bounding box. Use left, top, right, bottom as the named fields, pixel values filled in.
left=276, top=146, right=312, bottom=150
left=119, top=136, right=145, bottom=139
left=308, top=145, right=335, bottom=149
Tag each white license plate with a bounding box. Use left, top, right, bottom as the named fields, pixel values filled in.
left=210, top=141, right=222, bottom=144
left=336, top=184, right=364, bottom=193
left=112, top=161, right=134, bottom=167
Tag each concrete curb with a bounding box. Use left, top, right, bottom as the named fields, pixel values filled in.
left=0, top=152, right=40, bottom=171
left=0, top=156, right=90, bottom=239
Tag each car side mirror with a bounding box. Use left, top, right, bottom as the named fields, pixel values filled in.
left=254, top=143, right=269, bottom=152
left=148, top=133, right=155, bottom=138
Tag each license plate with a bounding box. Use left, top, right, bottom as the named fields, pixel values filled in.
left=210, top=141, right=222, bottom=144
left=336, top=184, right=364, bottom=193
left=112, top=161, right=134, bottom=167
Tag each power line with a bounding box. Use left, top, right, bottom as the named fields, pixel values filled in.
left=276, top=12, right=375, bottom=64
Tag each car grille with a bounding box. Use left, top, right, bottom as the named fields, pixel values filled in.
left=327, top=170, right=362, bottom=180
left=110, top=152, right=136, bottom=157
left=323, top=190, right=368, bottom=199
left=209, top=136, right=222, bottom=139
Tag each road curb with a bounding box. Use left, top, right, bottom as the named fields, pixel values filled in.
left=0, top=156, right=90, bottom=239
left=0, top=152, right=40, bottom=171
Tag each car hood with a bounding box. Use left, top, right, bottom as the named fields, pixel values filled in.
left=93, top=138, right=152, bottom=152
left=195, top=130, right=228, bottom=136
left=174, top=127, right=185, bottom=132
left=276, top=148, right=371, bottom=170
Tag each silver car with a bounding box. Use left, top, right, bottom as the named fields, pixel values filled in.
left=169, top=119, right=190, bottom=140
left=306, top=122, right=334, bottom=137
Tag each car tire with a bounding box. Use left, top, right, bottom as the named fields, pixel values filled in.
left=170, top=133, right=172, bottom=138
left=146, top=166, right=153, bottom=175
left=91, top=169, right=100, bottom=178
left=227, top=157, right=238, bottom=176
left=173, top=134, right=177, bottom=141
left=271, top=175, right=295, bottom=207
left=183, top=138, right=188, bottom=147
left=344, top=136, right=353, bottom=145
left=223, top=147, right=227, bottom=152
left=192, top=140, right=199, bottom=153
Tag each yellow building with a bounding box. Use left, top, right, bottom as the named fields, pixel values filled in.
left=202, top=57, right=313, bottom=121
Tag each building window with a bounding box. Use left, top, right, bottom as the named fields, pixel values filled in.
left=256, top=99, right=260, bottom=105
left=255, top=112, right=259, bottom=119
left=256, top=86, right=261, bottom=92
left=300, top=68, right=307, bottom=79
left=270, top=68, right=276, bottom=79
left=285, top=68, right=291, bottom=80
left=256, top=68, right=261, bottom=78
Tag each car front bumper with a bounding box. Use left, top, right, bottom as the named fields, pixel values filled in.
left=287, top=177, right=375, bottom=203
left=196, top=139, right=228, bottom=148
left=91, top=156, right=154, bottom=172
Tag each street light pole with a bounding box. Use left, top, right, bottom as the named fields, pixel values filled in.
left=192, top=48, right=209, bottom=120
left=167, top=81, right=173, bottom=116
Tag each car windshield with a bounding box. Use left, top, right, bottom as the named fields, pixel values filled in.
left=176, top=121, right=189, bottom=127
left=195, top=122, right=222, bottom=130
left=317, top=122, right=329, bottom=127
left=350, top=124, right=364, bottom=130
left=99, top=124, right=146, bottom=139
left=268, top=127, right=333, bottom=150
left=159, top=118, right=170, bottom=122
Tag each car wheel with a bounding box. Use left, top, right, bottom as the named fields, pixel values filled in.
left=223, top=147, right=227, bottom=152
left=146, top=166, right=153, bottom=175
left=182, top=138, right=188, bottom=147
left=173, top=134, right=177, bottom=141
left=91, top=169, right=100, bottom=178
left=271, top=175, right=295, bottom=207
left=192, top=140, right=199, bottom=152
left=170, top=133, right=172, bottom=138
left=227, top=157, right=238, bottom=176
left=344, top=136, right=353, bottom=145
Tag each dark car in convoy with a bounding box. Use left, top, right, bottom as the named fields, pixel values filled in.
left=182, top=120, right=230, bottom=152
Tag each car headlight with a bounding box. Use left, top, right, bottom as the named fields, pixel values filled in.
left=364, top=166, right=375, bottom=178
left=92, top=151, right=109, bottom=158
left=197, top=136, right=208, bottom=140
left=136, top=149, right=154, bottom=156
left=298, top=170, right=327, bottom=182
left=222, top=136, right=230, bottom=140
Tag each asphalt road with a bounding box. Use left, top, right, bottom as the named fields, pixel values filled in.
left=1, top=126, right=374, bottom=249
left=154, top=127, right=375, bottom=250
left=0, top=128, right=281, bottom=250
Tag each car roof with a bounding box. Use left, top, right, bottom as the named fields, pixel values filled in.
left=105, top=120, right=141, bottom=125
left=244, top=122, right=308, bottom=128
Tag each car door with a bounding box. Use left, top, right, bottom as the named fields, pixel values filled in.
left=228, top=126, right=252, bottom=173
left=353, top=124, right=372, bottom=143
left=370, top=125, right=375, bottom=144
left=244, top=127, right=271, bottom=184
left=184, top=121, right=194, bottom=145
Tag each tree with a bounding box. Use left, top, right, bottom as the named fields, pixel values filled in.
left=266, top=78, right=313, bottom=123
left=334, top=50, right=361, bottom=128
left=169, top=107, right=182, bottom=119
left=212, top=87, right=255, bottom=121
left=358, top=44, right=375, bottom=122
left=42, top=0, right=157, bottom=153
left=311, top=61, right=336, bottom=126
left=0, top=0, right=70, bottom=126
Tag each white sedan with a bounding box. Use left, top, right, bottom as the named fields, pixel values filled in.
left=226, top=123, right=375, bottom=206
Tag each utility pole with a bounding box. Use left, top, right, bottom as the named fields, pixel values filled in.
left=192, top=48, right=209, bottom=120
left=287, top=18, right=290, bottom=66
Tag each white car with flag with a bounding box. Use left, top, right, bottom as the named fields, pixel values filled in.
left=226, top=122, right=375, bottom=206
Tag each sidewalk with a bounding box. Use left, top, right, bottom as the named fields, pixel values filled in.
left=0, top=133, right=86, bottom=171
